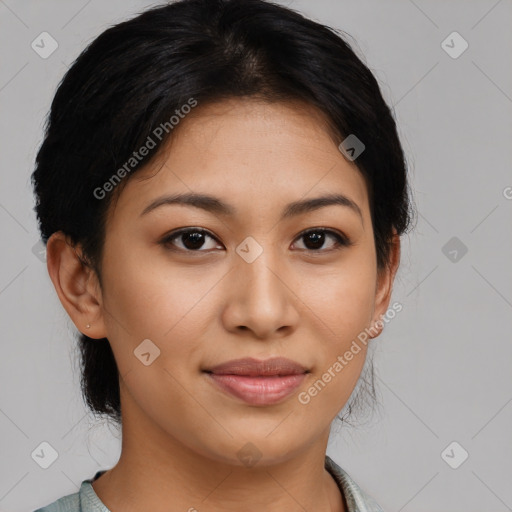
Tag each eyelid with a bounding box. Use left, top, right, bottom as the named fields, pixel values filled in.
left=160, top=227, right=221, bottom=250
left=160, top=226, right=352, bottom=252
left=292, top=227, right=352, bottom=250
left=299, top=227, right=350, bottom=242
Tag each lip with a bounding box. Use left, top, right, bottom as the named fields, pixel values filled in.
left=205, top=357, right=308, bottom=376
left=204, top=357, right=309, bottom=406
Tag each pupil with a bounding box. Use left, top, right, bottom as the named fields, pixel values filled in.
left=179, top=231, right=327, bottom=251
left=305, top=232, right=324, bottom=249
left=183, top=232, right=204, bottom=249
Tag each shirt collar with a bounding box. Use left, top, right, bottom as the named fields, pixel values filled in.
left=325, top=455, right=384, bottom=512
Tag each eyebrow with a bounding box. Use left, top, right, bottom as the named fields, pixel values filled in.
left=139, top=192, right=363, bottom=223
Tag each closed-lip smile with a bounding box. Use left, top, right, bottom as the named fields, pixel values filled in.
left=204, top=357, right=309, bottom=405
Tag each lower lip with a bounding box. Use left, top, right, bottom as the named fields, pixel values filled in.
left=206, top=373, right=307, bottom=405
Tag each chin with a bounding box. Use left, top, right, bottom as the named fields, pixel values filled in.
left=196, top=430, right=306, bottom=468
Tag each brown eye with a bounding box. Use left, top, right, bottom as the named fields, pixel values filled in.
left=293, top=228, right=351, bottom=252
left=161, top=228, right=222, bottom=252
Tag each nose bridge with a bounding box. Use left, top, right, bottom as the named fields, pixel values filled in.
left=236, top=235, right=283, bottom=298
left=229, top=234, right=295, bottom=333
left=222, top=232, right=300, bottom=340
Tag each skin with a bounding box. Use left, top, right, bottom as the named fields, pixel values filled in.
left=46, top=97, right=400, bottom=512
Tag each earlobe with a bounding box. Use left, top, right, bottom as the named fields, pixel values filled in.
left=46, top=231, right=107, bottom=339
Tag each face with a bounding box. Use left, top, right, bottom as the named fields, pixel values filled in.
left=52, top=98, right=398, bottom=467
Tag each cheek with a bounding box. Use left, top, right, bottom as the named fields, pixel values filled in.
left=101, top=243, right=221, bottom=341
left=300, top=255, right=376, bottom=397
left=295, top=278, right=373, bottom=422
left=99, top=253, right=214, bottom=438
left=303, top=259, right=376, bottom=342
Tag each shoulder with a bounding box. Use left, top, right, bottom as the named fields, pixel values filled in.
left=33, top=489, right=80, bottom=512
left=325, top=455, right=385, bottom=512
left=33, top=472, right=110, bottom=512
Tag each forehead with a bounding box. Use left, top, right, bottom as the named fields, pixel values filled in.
left=110, top=98, right=369, bottom=222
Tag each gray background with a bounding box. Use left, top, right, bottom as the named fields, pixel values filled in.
left=1, top=0, right=511, bottom=511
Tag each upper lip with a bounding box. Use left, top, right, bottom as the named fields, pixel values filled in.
left=205, top=357, right=309, bottom=376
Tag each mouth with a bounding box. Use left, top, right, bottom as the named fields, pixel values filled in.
left=203, top=357, right=309, bottom=406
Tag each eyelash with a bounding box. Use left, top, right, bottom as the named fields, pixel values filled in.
left=160, top=227, right=352, bottom=254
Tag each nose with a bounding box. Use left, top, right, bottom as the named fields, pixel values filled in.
left=221, top=245, right=300, bottom=340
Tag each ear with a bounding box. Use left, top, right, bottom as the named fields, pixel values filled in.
left=369, top=230, right=401, bottom=339
left=46, top=231, right=107, bottom=339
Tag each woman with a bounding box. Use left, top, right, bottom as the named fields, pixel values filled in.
left=32, top=0, right=414, bottom=510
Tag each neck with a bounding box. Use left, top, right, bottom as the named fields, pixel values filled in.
left=91, top=385, right=346, bottom=512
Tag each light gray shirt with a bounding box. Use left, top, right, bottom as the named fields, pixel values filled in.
left=34, top=455, right=384, bottom=512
